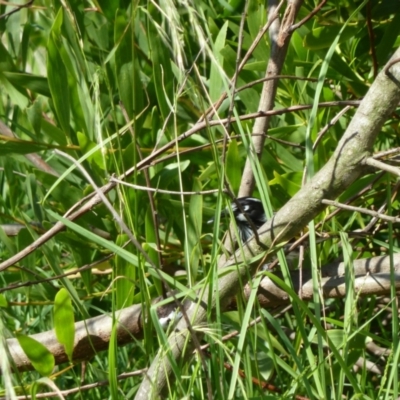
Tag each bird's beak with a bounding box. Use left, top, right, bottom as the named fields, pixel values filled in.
left=207, top=207, right=229, bottom=224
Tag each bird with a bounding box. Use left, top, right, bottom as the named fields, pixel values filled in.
left=214, top=197, right=268, bottom=243
left=211, top=197, right=304, bottom=270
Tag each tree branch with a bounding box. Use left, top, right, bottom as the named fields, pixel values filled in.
left=5, top=255, right=400, bottom=374
left=364, top=157, right=400, bottom=177
left=238, top=0, right=304, bottom=197
left=321, top=199, right=400, bottom=223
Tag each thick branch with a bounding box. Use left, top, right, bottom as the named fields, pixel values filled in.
left=5, top=255, right=400, bottom=373
left=253, top=254, right=400, bottom=307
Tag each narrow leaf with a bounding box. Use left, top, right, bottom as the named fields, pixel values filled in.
left=54, top=288, right=75, bottom=362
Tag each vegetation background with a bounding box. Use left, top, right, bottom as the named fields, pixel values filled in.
left=1, top=0, right=400, bottom=399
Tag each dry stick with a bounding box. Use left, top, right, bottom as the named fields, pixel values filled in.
left=109, top=178, right=223, bottom=196
left=0, top=254, right=114, bottom=293
left=373, top=147, right=400, bottom=159
left=254, top=255, right=400, bottom=308
left=290, top=0, right=327, bottom=31
left=0, top=100, right=359, bottom=272
left=312, top=105, right=352, bottom=151
left=224, top=1, right=248, bottom=135
left=0, top=0, right=34, bottom=19
left=224, top=0, right=287, bottom=254
left=364, top=157, right=400, bottom=177
left=200, top=0, right=285, bottom=121
left=53, top=151, right=160, bottom=276
left=152, top=133, right=304, bottom=169
left=321, top=199, right=400, bottom=223
left=0, top=179, right=116, bottom=272
left=237, top=0, right=304, bottom=198
left=236, top=74, right=318, bottom=93
left=384, top=57, right=400, bottom=75
left=220, top=4, right=249, bottom=221
left=53, top=154, right=211, bottom=397
left=134, top=48, right=400, bottom=400
left=268, top=170, right=387, bottom=268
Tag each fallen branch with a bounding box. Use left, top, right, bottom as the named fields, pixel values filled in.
left=5, top=254, right=399, bottom=373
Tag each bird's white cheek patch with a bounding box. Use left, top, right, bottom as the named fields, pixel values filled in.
left=236, top=213, right=248, bottom=221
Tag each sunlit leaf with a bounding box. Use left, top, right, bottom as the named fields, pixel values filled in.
left=16, top=334, right=55, bottom=377
left=54, top=288, right=75, bottom=362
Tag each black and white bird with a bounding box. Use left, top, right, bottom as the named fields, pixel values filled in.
left=218, top=197, right=268, bottom=243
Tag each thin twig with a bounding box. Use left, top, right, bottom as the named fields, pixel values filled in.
left=236, top=74, right=319, bottom=93
left=109, top=178, right=225, bottom=196
left=312, top=105, right=352, bottom=151
left=290, top=0, right=327, bottom=31
left=201, top=0, right=285, bottom=121
left=364, top=157, right=400, bottom=177
left=321, top=199, right=400, bottom=223
left=0, top=0, right=34, bottom=19
left=373, top=147, right=400, bottom=159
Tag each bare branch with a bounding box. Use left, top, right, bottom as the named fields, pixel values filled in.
left=364, top=157, right=400, bottom=177
left=238, top=0, right=304, bottom=197
left=0, top=0, right=33, bottom=19
left=290, top=0, right=327, bottom=31
left=321, top=199, right=400, bottom=223
left=254, top=254, right=400, bottom=307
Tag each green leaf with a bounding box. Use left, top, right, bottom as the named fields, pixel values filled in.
left=0, top=41, right=17, bottom=71
left=47, top=210, right=144, bottom=268
left=3, top=72, right=51, bottom=97
left=145, top=206, right=162, bottom=295
left=376, top=10, right=400, bottom=64
left=114, top=10, right=144, bottom=125
left=108, top=319, right=118, bottom=399
left=77, top=131, right=106, bottom=170
left=187, top=178, right=203, bottom=282
left=47, top=9, right=70, bottom=136
left=16, top=334, right=55, bottom=376
left=54, top=288, right=75, bottom=362
left=115, top=234, right=135, bottom=309
left=209, top=20, right=228, bottom=102
left=147, top=11, right=174, bottom=120
left=0, top=71, right=29, bottom=109
left=225, top=139, right=241, bottom=193
left=0, top=294, right=8, bottom=308
left=303, top=26, right=359, bottom=51
left=270, top=171, right=302, bottom=197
